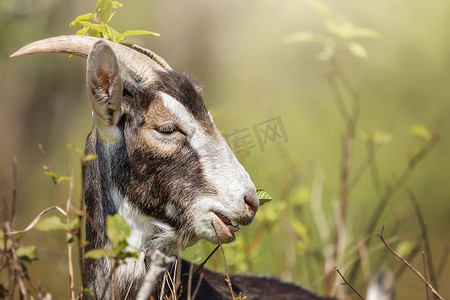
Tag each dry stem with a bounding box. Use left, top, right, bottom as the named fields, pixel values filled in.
left=377, top=225, right=443, bottom=300
left=211, top=220, right=236, bottom=300
left=137, top=249, right=175, bottom=300
left=422, top=251, right=430, bottom=300
left=335, top=267, right=365, bottom=300
left=66, top=175, right=76, bottom=300
left=407, top=188, right=439, bottom=293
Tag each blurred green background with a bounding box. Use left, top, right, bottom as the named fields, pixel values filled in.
left=1, top=0, right=449, bottom=299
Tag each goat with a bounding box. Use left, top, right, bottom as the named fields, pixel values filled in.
left=12, top=36, right=334, bottom=299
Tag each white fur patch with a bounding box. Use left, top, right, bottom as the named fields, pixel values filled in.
left=164, top=203, right=178, bottom=220
left=109, top=188, right=155, bottom=276
left=160, top=93, right=257, bottom=242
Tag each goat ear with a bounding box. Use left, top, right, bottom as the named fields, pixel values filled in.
left=86, top=40, right=123, bottom=141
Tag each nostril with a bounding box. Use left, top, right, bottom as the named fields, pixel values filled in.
left=244, top=193, right=259, bottom=215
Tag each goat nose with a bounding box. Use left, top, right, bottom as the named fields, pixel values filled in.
left=244, top=190, right=259, bottom=216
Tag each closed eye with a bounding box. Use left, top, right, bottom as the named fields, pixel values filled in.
left=156, top=123, right=179, bottom=134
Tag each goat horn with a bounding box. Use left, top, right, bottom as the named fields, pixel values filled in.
left=10, top=35, right=172, bottom=91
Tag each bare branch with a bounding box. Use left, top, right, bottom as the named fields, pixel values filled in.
left=11, top=157, right=18, bottom=225
left=187, top=260, right=194, bottom=300
left=39, top=144, right=66, bottom=210
left=407, top=188, right=439, bottom=292
left=192, top=245, right=220, bottom=278
left=422, top=251, right=430, bottom=300
left=377, top=225, right=443, bottom=300
left=137, top=249, right=175, bottom=300
left=66, top=175, right=76, bottom=300
left=350, top=133, right=439, bottom=282
left=335, top=267, right=365, bottom=300
left=5, top=221, right=29, bottom=299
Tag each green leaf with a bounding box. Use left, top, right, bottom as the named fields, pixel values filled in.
left=105, top=24, right=121, bottom=43
left=57, top=176, right=70, bottom=183
left=76, top=26, right=91, bottom=36
left=326, top=18, right=379, bottom=40
left=83, top=288, right=96, bottom=297
left=0, top=232, right=12, bottom=251
left=409, top=124, right=432, bottom=141
left=17, top=245, right=38, bottom=262
left=69, top=218, right=80, bottom=231
left=112, top=1, right=122, bottom=9
left=77, top=21, right=109, bottom=37
left=96, top=0, right=113, bottom=23
left=44, top=171, right=59, bottom=182
left=83, top=153, right=98, bottom=163
left=67, top=143, right=84, bottom=156
left=256, top=189, right=273, bottom=206
left=69, top=13, right=95, bottom=28
left=106, top=214, right=130, bottom=247
left=107, top=10, right=117, bottom=23
left=66, top=232, right=74, bottom=243
left=35, top=216, right=68, bottom=231
left=112, top=240, right=128, bottom=255
left=85, top=248, right=112, bottom=259
left=115, top=30, right=160, bottom=42
left=347, top=42, right=368, bottom=59
left=117, top=250, right=139, bottom=259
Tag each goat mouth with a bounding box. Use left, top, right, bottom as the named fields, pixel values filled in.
left=211, top=211, right=240, bottom=241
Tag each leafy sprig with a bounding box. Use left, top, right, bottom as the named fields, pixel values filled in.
left=69, top=0, right=159, bottom=43
left=84, top=214, right=138, bottom=260
left=283, top=0, right=379, bottom=61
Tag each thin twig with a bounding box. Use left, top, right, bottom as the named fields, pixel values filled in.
left=175, top=239, right=182, bottom=299
left=159, top=272, right=168, bottom=300
left=192, top=245, right=220, bottom=278
left=422, top=251, right=430, bottom=300
left=348, top=140, right=383, bottom=193
left=78, top=161, right=88, bottom=292
left=11, top=157, right=18, bottom=225
left=326, top=62, right=360, bottom=295
left=350, top=133, right=439, bottom=282
left=66, top=175, right=76, bottom=300
left=436, top=245, right=449, bottom=282
left=5, top=221, right=29, bottom=299
left=367, top=134, right=439, bottom=236
left=124, top=261, right=137, bottom=300
left=39, top=144, right=66, bottom=210
left=10, top=206, right=67, bottom=235
left=210, top=220, right=235, bottom=300
left=335, top=267, right=365, bottom=300
left=191, top=273, right=204, bottom=300
left=407, top=188, right=439, bottom=292
left=187, top=260, right=194, bottom=300
left=377, top=225, right=443, bottom=300
left=395, top=242, right=422, bottom=279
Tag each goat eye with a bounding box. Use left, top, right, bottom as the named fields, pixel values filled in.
left=156, top=123, right=178, bottom=134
